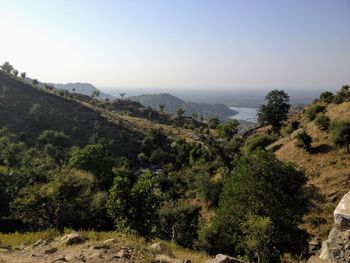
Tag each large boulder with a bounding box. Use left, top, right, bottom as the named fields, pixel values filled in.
left=334, top=191, right=350, bottom=230
left=310, top=191, right=350, bottom=263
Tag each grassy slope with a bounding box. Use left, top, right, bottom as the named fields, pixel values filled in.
left=270, top=102, right=350, bottom=238
left=0, top=71, right=144, bottom=158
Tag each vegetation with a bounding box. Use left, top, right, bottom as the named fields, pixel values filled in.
left=243, top=133, right=275, bottom=154
left=258, top=90, right=290, bottom=132
left=314, top=113, right=330, bottom=130
left=319, top=91, right=334, bottom=103
left=3, top=66, right=345, bottom=262
left=306, top=104, right=326, bottom=121
left=295, top=130, right=312, bottom=151
left=202, top=151, right=308, bottom=262
left=329, top=121, right=350, bottom=153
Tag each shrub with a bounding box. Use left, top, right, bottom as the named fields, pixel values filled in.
left=243, top=134, right=275, bottom=154
left=208, top=117, right=221, bottom=129
left=319, top=91, right=334, bottom=103
left=306, top=104, right=326, bottom=121
left=314, top=114, right=330, bottom=130
left=158, top=201, right=200, bottom=248
left=217, top=119, right=239, bottom=140
left=204, top=151, right=308, bottom=261
left=295, top=130, right=312, bottom=151
left=329, top=121, right=350, bottom=153
left=333, top=85, right=350, bottom=104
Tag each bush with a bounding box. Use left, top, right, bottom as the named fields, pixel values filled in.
left=329, top=121, right=350, bottom=153
left=217, top=119, right=239, bottom=140
left=314, top=114, right=330, bottom=130
left=319, top=91, right=334, bottom=103
left=243, top=134, right=275, bottom=154
left=158, top=201, right=200, bottom=248
left=208, top=117, right=221, bottom=129
left=333, top=85, right=350, bottom=104
left=306, top=104, right=326, bottom=121
left=295, top=130, right=312, bottom=151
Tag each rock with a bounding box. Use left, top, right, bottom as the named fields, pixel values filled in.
left=44, top=247, right=58, bottom=254
left=205, top=254, right=247, bottom=263
left=90, top=243, right=110, bottom=250
left=153, top=254, right=191, bottom=263
left=33, top=239, right=44, bottom=247
left=309, top=237, right=322, bottom=255
left=307, top=256, right=331, bottom=263
left=103, top=238, right=116, bottom=244
left=19, top=242, right=27, bottom=250
left=116, top=248, right=131, bottom=259
left=334, top=191, right=350, bottom=230
left=59, top=233, right=84, bottom=245
left=0, top=245, right=12, bottom=250
left=51, top=257, right=68, bottom=263
left=149, top=242, right=175, bottom=258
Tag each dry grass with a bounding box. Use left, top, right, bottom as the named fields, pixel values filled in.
left=0, top=230, right=209, bottom=263
left=272, top=102, right=350, bottom=239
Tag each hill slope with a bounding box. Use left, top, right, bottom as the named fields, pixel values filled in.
left=0, top=72, right=141, bottom=158
left=129, top=93, right=237, bottom=120
left=265, top=101, right=350, bottom=239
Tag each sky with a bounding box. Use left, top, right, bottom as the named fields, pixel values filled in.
left=0, top=0, right=349, bottom=90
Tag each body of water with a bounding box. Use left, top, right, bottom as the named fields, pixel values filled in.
left=230, top=107, right=258, bottom=122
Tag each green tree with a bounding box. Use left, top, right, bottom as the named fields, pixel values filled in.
left=208, top=117, right=221, bottom=129
left=1, top=62, right=13, bottom=74
left=92, top=90, right=100, bottom=98
left=242, top=214, right=277, bottom=263
left=319, top=91, right=334, bottom=103
left=176, top=108, right=185, bottom=118
left=329, top=121, right=350, bottom=153
left=159, top=104, right=165, bottom=112
left=69, top=144, right=115, bottom=190
left=217, top=119, right=239, bottom=140
left=107, top=169, right=162, bottom=237
left=206, top=151, right=308, bottom=261
left=158, top=200, right=201, bottom=248
left=20, top=72, right=26, bottom=79
left=11, top=167, right=95, bottom=231
left=258, top=90, right=290, bottom=132
left=38, top=130, right=70, bottom=148
left=12, top=69, right=19, bottom=77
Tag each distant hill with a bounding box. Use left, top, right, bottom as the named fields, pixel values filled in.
left=129, top=93, right=237, bottom=120
left=53, top=83, right=115, bottom=100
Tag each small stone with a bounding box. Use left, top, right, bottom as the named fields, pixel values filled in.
left=33, top=239, right=43, bottom=247
left=59, top=233, right=84, bottom=245
left=51, top=257, right=68, bottom=263
left=103, top=238, right=116, bottom=244
left=90, top=244, right=110, bottom=250
left=19, top=242, right=27, bottom=250
left=44, top=247, right=58, bottom=254
left=117, top=249, right=130, bottom=259
left=149, top=242, right=175, bottom=258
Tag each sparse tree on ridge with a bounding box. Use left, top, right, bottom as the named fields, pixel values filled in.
left=1, top=62, right=13, bottom=74
left=12, top=69, right=19, bottom=77
left=159, top=104, right=165, bottom=112
left=120, top=92, right=126, bottom=99
left=258, top=90, right=290, bottom=132
left=20, top=72, right=26, bottom=79
left=92, top=90, right=100, bottom=98
left=176, top=108, right=185, bottom=118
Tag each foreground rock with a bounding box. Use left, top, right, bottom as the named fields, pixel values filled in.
left=0, top=236, right=194, bottom=263
left=205, top=254, right=247, bottom=263
left=308, top=190, right=350, bottom=263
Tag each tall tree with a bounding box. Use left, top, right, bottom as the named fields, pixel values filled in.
left=258, top=90, right=290, bottom=132
left=120, top=92, right=126, bottom=99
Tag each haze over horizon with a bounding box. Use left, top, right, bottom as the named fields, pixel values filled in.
left=1, top=0, right=349, bottom=90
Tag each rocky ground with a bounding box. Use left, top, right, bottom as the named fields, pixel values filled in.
left=0, top=233, right=245, bottom=263
left=0, top=233, right=188, bottom=263
left=308, top=191, right=350, bottom=263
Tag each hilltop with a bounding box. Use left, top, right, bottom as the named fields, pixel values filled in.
left=129, top=93, right=238, bottom=121
left=53, top=83, right=115, bottom=100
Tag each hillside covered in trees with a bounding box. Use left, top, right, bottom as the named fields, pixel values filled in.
left=0, top=62, right=350, bottom=263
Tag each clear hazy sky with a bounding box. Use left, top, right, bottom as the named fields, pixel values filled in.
left=1, top=0, right=349, bottom=89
